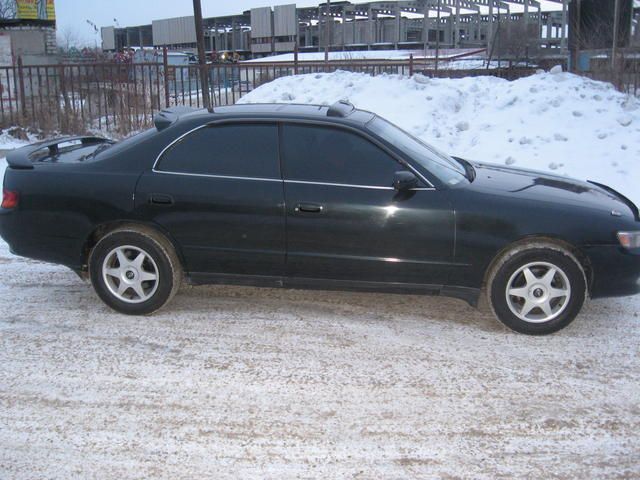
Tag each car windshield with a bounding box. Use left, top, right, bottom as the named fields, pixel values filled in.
left=367, top=116, right=467, bottom=186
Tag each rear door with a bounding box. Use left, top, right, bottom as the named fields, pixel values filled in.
left=135, top=122, right=285, bottom=281
left=281, top=123, right=455, bottom=287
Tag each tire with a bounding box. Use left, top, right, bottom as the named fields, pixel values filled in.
left=89, top=226, right=182, bottom=315
left=486, top=243, right=587, bottom=335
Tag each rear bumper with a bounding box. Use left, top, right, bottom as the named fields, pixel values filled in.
left=584, top=245, right=640, bottom=298
left=0, top=209, right=84, bottom=269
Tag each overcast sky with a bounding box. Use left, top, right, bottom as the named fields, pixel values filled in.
left=56, top=0, right=564, bottom=46
left=56, top=0, right=319, bottom=45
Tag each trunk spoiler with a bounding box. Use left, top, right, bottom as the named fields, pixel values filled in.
left=588, top=180, right=640, bottom=222
left=5, top=136, right=112, bottom=170
left=154, top=106, right=207, bottom=131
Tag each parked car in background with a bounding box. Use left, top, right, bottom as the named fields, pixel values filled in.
left=1, top=102, right=639, bottom=335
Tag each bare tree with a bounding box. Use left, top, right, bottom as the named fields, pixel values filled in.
left=57, top=27, right=82, bottom=51
left=494, top=18, right=541, bottom=65
left=0, top=0, right=17, bottom=19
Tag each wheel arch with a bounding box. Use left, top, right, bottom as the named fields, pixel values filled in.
left=80, top=221, right=187, bottom=274
left=482, top=235, right=593, bottom=296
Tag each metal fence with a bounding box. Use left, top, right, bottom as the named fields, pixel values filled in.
left=0, top=57, right=537, bottom=136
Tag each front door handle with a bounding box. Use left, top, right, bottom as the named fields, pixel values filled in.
left=149, top=193, right=174, bottom=205
left=295, top=203, right=323, bottom=213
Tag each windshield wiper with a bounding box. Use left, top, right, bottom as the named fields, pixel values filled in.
left=452, top=156, right=476, bottom=182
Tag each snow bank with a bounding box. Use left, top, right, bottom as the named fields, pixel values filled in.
left=239, top=70, right=640, bottom=205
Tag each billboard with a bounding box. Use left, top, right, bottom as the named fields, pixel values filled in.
left=16, top=0, right=55, bottom=21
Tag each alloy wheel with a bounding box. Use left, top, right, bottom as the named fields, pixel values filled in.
left=505, top=261, right=571, bottom=323
left=102, top=245, right=159, bottom=304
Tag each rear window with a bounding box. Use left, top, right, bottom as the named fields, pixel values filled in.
left=156, top=123, right=279, bottom=179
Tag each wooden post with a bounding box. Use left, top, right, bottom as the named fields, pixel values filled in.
left=193, top=0, right=211, bottom=110
left=409, top=53, right=414, bottom=76
left=325, top=46, right=329, bottom=72
left=17, top=57, right=27, bottom=120
left=162, top=47, right=170, bottom=108
left=294, top=42, right=299, bottom=75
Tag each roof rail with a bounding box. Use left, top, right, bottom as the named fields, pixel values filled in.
left=327, top=100, right=355, bottom=118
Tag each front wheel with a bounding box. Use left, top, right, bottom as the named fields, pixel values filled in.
left=487, top=244, right=587, bottom=335
left=89, top=226, right=182, bottom=315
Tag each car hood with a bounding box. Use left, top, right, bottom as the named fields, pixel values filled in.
left=467, top=161, right=637, bottom=218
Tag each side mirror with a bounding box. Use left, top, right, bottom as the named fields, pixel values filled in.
left=393, top=171, right=419, bottom=191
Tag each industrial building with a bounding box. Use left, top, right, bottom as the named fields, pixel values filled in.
left=100, top=1, right=638, bottom=60
left=0, top=0, right=57, bottom=66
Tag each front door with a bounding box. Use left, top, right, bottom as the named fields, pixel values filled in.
left=281, top=123, right=455, bottom=287
left=135, top=122, right=285, bottom=280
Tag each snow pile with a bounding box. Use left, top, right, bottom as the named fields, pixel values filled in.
left=239, top=69, right=640, bottom=205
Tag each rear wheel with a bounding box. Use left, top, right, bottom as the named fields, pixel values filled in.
left=89, top=226, right=182, bottom=315
left=487, top=244, right=587, bottom=335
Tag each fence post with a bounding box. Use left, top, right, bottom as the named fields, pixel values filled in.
left=294, top=42, right=299, bottom=75
left=324, top=45, right=329, bottom=72
left=409, top=54, right=414, bottom=76
left=162, top=47, right=170, bottom=108
left=17, top=56, right=27, bottom=121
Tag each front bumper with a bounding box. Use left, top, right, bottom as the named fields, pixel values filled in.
left=583, top=245, right=640, bottom=298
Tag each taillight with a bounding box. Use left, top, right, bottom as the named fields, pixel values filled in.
left=1, top=189, right=19, bottom=209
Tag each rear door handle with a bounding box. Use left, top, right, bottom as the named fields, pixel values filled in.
left=295, top=203, right=323, bottom=213
left=149, top=193, right=174, bottom=205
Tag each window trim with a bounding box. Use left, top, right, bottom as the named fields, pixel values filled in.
left=152, top=117, right=435, bottom=190
left=152, top=119, right=281, bottom=180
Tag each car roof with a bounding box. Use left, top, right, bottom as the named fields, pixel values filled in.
left=211, top=102, right=375, bottom=124
left=155, top=101, right=376, bottom=133
left=214, top=103, right=327, bottom=116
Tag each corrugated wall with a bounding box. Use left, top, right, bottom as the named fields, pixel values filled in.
left=274, top=4, right=297, bottom=36
left=251, top=7, right=272, bottom=38
left=152, top=16, right=196, bottom=46
left=101, top=26, right=115, bottom=50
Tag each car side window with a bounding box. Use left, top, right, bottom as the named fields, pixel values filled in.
left=282, top=124, right=403, bottom=186
left=156, top=123, right=279, bottom=179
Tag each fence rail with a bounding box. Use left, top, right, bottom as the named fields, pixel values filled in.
left=0, top=58, right=536, bottom=136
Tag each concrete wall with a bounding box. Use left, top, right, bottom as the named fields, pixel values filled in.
left=0, top=26, right=57, bottom=64
left=152, top=16, right=196, bottom=46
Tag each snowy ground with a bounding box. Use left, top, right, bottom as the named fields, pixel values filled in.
left=1, top=240, right=639, bottom=479
left=239, top=69, right=640, bottom=206
left=1, top=72, right=640, bottom=478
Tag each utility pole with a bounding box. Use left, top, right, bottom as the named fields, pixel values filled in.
left=572, top=0, right=582, bottom=73
left=435, top=0, right=441, bottom=73
left=612, top=0, right=621, bottom=70
left=325, top=0, right=331, bottom=63
left=193, top=0, right=211, bottom=110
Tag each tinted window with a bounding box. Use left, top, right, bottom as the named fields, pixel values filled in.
left=282, top=124, right=402, bottom=186
left=157, top=123, right=279, bottom=179
left=367, top=117, right=466, bottom=186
